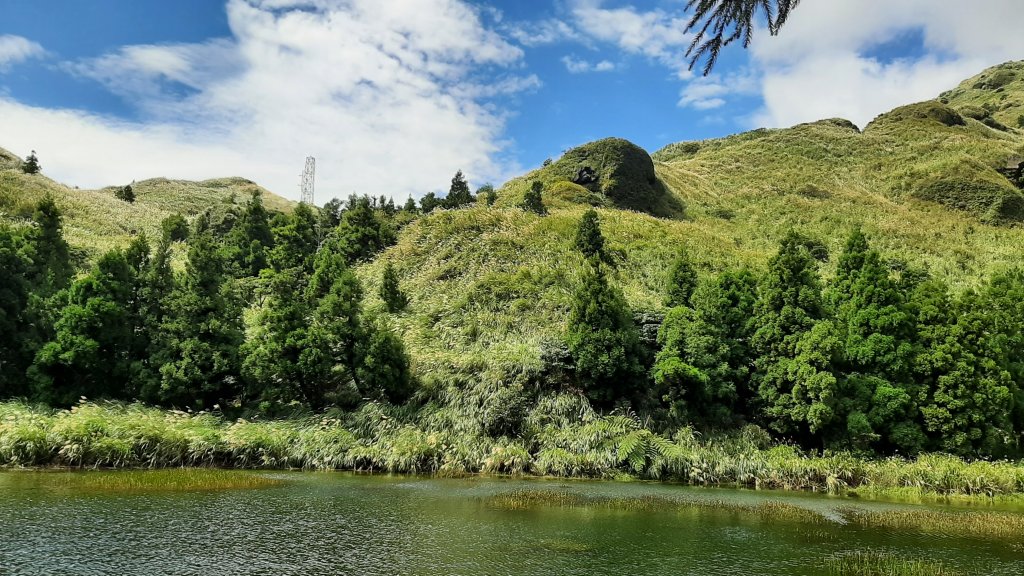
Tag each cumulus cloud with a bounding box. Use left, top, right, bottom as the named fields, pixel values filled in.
left=0, top=35, right=45, bottom=71
left=678, top=69, right=758, bottom=110
left=561, top=56, right=615, bottom=74
left=568, top=0, right=692, bottom=77
left=507, top=18, right=582, bottom=47
left=746, top=0, right=1024, bottom=128
left=0, top=0, right=536, bottom=200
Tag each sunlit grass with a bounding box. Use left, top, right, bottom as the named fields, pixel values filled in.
left=9, top=469, right=284, bottom=493
left=839, top=507, right=1024, bottom=541
left=825, top=551, right=963, bottom=576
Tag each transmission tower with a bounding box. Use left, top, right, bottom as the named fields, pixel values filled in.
left=300, top=156, right=316, bottom=205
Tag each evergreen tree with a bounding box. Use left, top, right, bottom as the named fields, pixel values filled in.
left=226, top=190, right=275, bottom=277
left=25, top=195, right=73, bottom=298
left=334, top=195, right=396, bottom=264
left=29, top=250, right=136, bottom=405
left=653, top=268, right=758, bottom=428
left=21, top=150, right=40, bottom=174
left=520, top=181, right=547, bottom=215
left=402, top=196, right=418, bottom=213
left=829, top=229, right=921, bottom=452
left=161, top=213, right=189, bottom=242
left=665, top=248, right=698, bottom=307
left=356, top=317, right=413, bottom=404
left=478, top=184, right=497, bottom=206
left=752, top=231, right=840, bottom=441
left=575, top=209, right=606, bottom=261
left=319, top=198, right=344, bottom=232
left=0, top=226, right=31, bottom=398
left=115, top=184, right=135, bottom=203
left=152, top=213, right=243, bottom=408
left=270, top=203, right=318, bottom=272
left=379, top=261, right=408, bottom=313
left=420, top=192, right=440, bottom=214
left=567, top=259, right=642, bottom=406
left=444, top=170, right=474, bottom=208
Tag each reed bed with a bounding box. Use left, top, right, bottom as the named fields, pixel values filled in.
left=825, top=551, right=963, bottom=576
left=3, top=401, right=1024, bottom=504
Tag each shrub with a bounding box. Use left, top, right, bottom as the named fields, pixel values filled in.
left=913, top=178, right=1024, bottom=224
left=115, top=184, right=135, bottom=203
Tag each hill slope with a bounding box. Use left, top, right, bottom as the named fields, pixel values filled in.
left=0, top=148, right=294, bottom=259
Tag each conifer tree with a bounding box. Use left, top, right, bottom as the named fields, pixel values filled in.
left=575, top=209, right=606, bottom=261
left=334, top=195, right=395, bottom=264
left=478, top=184, right=497, bottom=206
left=665, top=248, right=698, bottom=307
left=379, top=261, right=408, bottom=313
left=0, top=226, right=31, bottom=398
left=270, top=203, right=318, bottom=272
left=752, top=231, right=840, bottom=440
left=227, top=190, right=275, bottom=277
left=115, top=184, right=135, bottom=203
left=420, top=192, right=440, bottom=214
left=444, top=170, right=474, bottom=208
left=520, top=181, right=547, bottom=215
left=567, top=259, right=642, bottom=405
left=21, top=150, right=40, bottom=174
left=402, top=196, right=418, bottom=213
left=152, top=213, right=243, bottom=408
left=25, top=195, right=73, bottom=298
left=29, top=250, right=136, bottom=404
left=161, top=213, right=189, bottom=242
left=357, top=317, right=413, bottom=404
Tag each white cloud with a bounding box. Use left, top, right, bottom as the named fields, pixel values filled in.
left=746, top=0, right=1024, bottom=128
left=0, top=35, right=45, bottom=71
left=568, top=0, right=692, bottom=77
left=507, top=18, right=581, bottom=47
left=678, top=69, right=758, bottom=110
left=0, top=0, right=534, bottom=200
left=561, top=55, right=615, bottom=74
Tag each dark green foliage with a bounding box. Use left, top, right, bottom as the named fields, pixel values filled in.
left=270, top=203, right=318, bottom=271
left=478, top=184, right=497, bottom=206
left=752, top=231, right=839, bottom=438
left=1017, top=114, right=1024, bottom=129
left=161, top=213, right=189, bottom=242
left=420, top=192, right=440, bottom=214
left=150, top=213, right=243, bottom=408
left=115, top=184, right=135, bottom=203
left=548, top=138, right=684, bottom=218
left=379, top=261, right=408, bottom=313
left=25, top=194, right=73, bottom=298
left=574, top=209, right=606, bottom=261
left=319, top=198, right=344, bottom=230
left=683, top=0, right=801, bottom=75
left=333, top=195, right=396, bottom=264
left=402, top=196, right=418, bottom=213
left=665, top=248, right=698, bottom=307
left=356, top=318, right=413, bottom=404
left=520, top=181, right=547, bottom=215
left=21, top=150, right=40, bottom=174
left=29, top=249, right=138, bottom=405
left=0, top=226, right=31, bottom=398
left=868, top=101, right=966, bottom=130
left=225, top=190, right=274, bottom=277
left=443, top=170, right=474, bottom=209
left=913, top=178, right=1024, bottom=224
left=567, top=259, right=643, bottom=406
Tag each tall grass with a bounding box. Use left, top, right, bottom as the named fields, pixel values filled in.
left=825, top=551, right=963, bottom=576
left=4, top=400, right=1024, bottom=503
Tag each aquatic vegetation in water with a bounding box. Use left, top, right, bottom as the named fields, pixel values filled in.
left=839, top=507, right=1024, bottom=541
left=825, top=551, right=963, bottom=576
left=2, top=469, right=283, bottom=493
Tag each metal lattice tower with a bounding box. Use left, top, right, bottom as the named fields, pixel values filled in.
left=300, top=156, right=316, bottom=205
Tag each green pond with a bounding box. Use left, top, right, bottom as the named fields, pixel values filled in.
left=0, top=470, right=1021, bottom=575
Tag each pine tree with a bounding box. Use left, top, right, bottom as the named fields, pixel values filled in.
left=567, top=259, right=642, bottom=406
left=152, top=213, right=243, bottom=408
left=575, top=209, right=606, bottom=261
left=0, top=226, right=31, bottom=398
left=356, top=317, right=413, bottom=404
left=478, top=184, right=497, bottom=206
left=420, top=192, right=440, bottom=214
left=334, top=195, right=395, bottom=264
left=270, top=203, right=318, bottom=272
left=520, top=181, right=547, bottom=215
left=21, top=150, right=40, bottom=174
left=25, top=195, right=73, bottom=298
left=665, top=248, right=698, bottom=307
left=751, top=231, right=840, bottom=440
left=379, top=261, right=408, bottom=312
left=29, top=249, right=136, bottom=405
left=444, top=170, right=474, bottom=208
left=115, top=184, right=135, bottom=203
left=402, top=196, right=418, bottom=213
left=227, top=190, right=275, bottom=277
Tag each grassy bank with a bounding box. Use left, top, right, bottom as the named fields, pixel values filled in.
left=3, top=401, right=1024, bottom=502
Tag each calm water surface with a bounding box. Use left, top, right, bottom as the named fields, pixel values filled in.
left=0, top=471, right=1021, bottom=575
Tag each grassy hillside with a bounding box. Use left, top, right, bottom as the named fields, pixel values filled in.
left=0, top=147, right=294, bottom=260
left=355, top=62, right=1024, bottom=389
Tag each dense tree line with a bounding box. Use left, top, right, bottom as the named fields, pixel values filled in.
left=0, top=190, right=414, bottom=414
left=565, top=214, right=1024, bottom=458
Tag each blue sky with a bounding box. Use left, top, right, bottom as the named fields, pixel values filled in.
left=1, top=0, right=1021, bottom=200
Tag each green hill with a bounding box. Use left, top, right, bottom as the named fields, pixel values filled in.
left=0, top=149, right=294, bottom=261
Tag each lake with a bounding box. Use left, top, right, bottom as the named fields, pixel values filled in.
left=0, top=470, right=1021, bottom=575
